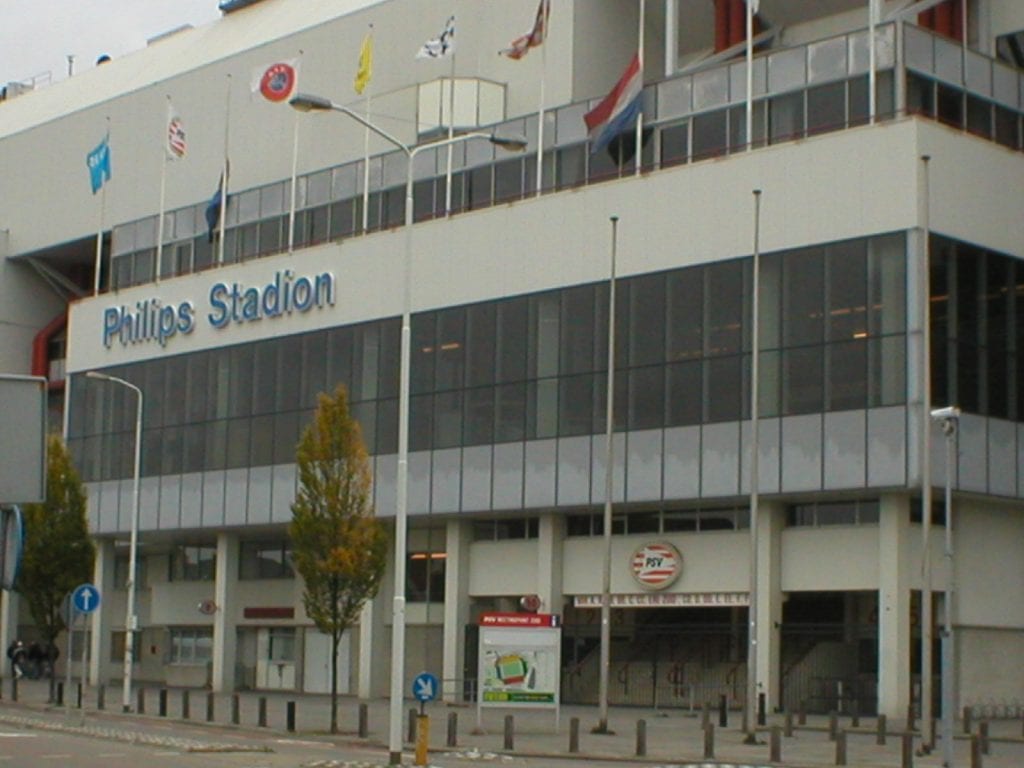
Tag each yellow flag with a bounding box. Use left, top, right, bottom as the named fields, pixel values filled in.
left=354, top=31, right=373, bottom=95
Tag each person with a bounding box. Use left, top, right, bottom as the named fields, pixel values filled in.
left=6, top=639, right=27, bottom=679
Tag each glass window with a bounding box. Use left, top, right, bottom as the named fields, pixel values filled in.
left=705, top=355, right=742, bottom=422
left=433, top=391, right=463, bottom=449
left=769, top=91, right=804, bottom=143
left=496, top=299, right=528, bottom=383
left=827, top=240, right=868, bottom=341
left=629, top=274, right=665, bottom=367
left=113, top=554, right=148, bottom=589
left=783, top=346, right=824, bottom=415
left=407, top=552, right=445, bottom=603
left=692, top=109, right=728, bottom=159
left=663, top=509, right=698, bottom=532
left=783, top=247, right=825, bottom=346
left=268, top=628, right=296, bottom=662
left=559, top=373, right=595, bottom=437
left=464, top=387, right=494, bottom=445
left=827, top=339, right=867, bottom=411
left=169, top=545, right=216, bottom=582
left=807, top=81, right=847, bottom=136
left=169, top=628, right=213, bottom=664
left=629, top=366, right=664, bottom=430
left=466, top=304, right=496, bottom=387
left=435, top=308, right=465, bottom=391
left=705, top=261, right=743, bottom=356
left=666, top=360, right=701, bottom=426
left=411, top=313, right=436, bottom=395
left=239, top=541, right=294, bottom=579
left=495, top=383, right=526, bottom=442
left=561, top=285, right=597, bottom=376
left=660, top=121, right=689, bottom=167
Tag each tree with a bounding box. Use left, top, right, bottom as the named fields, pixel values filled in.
left=18, top=434, right=95, bottom=697
left=290, top=384, right=388, bottom=733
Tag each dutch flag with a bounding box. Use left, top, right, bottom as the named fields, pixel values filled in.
left=583, top=53, right=642, bottom=156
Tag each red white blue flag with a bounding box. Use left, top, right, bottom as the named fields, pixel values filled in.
left=583, top=53, right=642, bottom=155
left=500, top=0, right=549, bottom=60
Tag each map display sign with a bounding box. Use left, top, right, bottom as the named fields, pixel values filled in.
left=478, top=613, right=560, bottom=709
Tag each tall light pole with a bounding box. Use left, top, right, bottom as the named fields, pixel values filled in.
left=931, top=405, right=959, bottom=768
left=85, top=371, right=141, bottom=713
left=290, top=93, right=525, bottom=766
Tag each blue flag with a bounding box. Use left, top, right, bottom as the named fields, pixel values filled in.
left=86, top=135, right=111, bottom=194
left=205, top=175, right=224, bottom=243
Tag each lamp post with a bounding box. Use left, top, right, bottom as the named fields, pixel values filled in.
left=290, top=93, right=525, bottom=766
left=85, top=371, right=142, bottom=713
left=930, top=405, right=959, bottom=768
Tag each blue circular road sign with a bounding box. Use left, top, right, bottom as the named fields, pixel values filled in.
left=412, top=671, right=439, bottom=703
left=71, top=583, right=101, bottom=614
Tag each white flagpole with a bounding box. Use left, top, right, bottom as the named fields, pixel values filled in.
left=634, top=0, right=645, bottom=176
left=535, top=0, right=548, bottom=196
left=445, top=46, right=456, bottom=215
left=156, top=96, right=170, bottom=281
left=362, top=26, right=373, bottom=232
left=746, top=0, right=755, bottom=149
left=93, top=118, right=109, bottom=295
left=868, top=0, right=878, bottom=124
left=288, top=110, right=300, bottom=254
left=218, top=75, right=231, bottom=265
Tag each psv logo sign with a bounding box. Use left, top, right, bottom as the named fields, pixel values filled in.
left=630, top=542, right=682, bottom=591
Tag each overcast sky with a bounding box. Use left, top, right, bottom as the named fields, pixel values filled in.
left=0, top=0, right=222, bottom=86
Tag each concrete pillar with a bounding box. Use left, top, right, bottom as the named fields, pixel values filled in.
left=756, top=502, right=784, bottom=711
left=89, top=539, right=115, bottom=685
left=442, top=519, right=471, bottom=703
left=536, top=513, right=564, bottom=618
left=357, top=599, right=375, bottom=699
left=878, top=494, right=912, bottom=719
left=0, top=588, right=18, bottom=666
left=211, top=532, right=239, bottom=692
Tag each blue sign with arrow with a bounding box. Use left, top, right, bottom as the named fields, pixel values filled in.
left=71, top=583, right=101, bottom=614
left=412, top=671, right=439, bottom=703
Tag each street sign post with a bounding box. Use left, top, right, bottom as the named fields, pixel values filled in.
left=67, top=584, right=101, bottom=721
left=411, top=672, right=439, bottom=767
left=71, top=584, right=100, bottom=614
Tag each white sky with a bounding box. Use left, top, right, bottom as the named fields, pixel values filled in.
left=0, top=0, right=223, bottom=86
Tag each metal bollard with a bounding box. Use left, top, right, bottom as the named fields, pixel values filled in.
left=835, top=729, right=847, bottom=765
left=829, top=710, right=839, bottom=741
left=718, top=694, right=728, bottom=728
left=770, top=725, right=782, bottom=762
left=97, top=684, right=105, bottom=710
left=182, top=689, right=190, bottom=719
left=77, top=682, right=83, bottom=709
left=286, top=700, right=296, bottom=732
left=784, top=710, right=793, bottom=737
left=701, top=702, right=710, bottom=731
left=446, top=711, right=458, bottom=747
left=11, top=676, right=18, bottom=702
left=877, top=713, right=887, bottom=745
left=971, top=734, right=983, bottom=768
left=901, top=731, right=914, bottom=768
left=137, top=687, right=145, bottom=714
left=703, top=722, right=715, bottom=759
left=568, top=717, right=580, bottom=753
left=407, top=708, right=416, bottom=744
left=963, top=705, right=973, bottom=734
left=231, top=693, right=240, bottom=725
left=635, top=719, right=646, bottom=757
left=504, top=714, right=514, bottom=750
left=258, top=697, right=267, bottom=727
left=358, top=702, right=368, bottom=738
left=758, top=692, right=766, bottom=726
left=159, top=688, right=168, bottom=717
left=206, top=692, right=215, bottom=722
left=55, top=681, right=62, bottom=705
left=852, top=705, right=860, bottom=728
left=798, top=699, right=807, bottom=725
left=979, top=720, right=989, bottom=755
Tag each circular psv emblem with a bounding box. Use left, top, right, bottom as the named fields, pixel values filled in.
left=631, top=542, right=682, bottom=591
left=259, top=62, right=297, bottom=102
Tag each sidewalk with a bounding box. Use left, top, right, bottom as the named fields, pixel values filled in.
left=3, top=677, right=1024, bottom=767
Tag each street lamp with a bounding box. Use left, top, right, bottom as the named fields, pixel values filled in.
left=85, top=371, right=142, bottom=713
left=930, top=405, right=959, bottom=768
left=290, top=92, right=526, bottom=766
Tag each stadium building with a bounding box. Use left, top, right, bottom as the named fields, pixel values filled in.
left=1, top=0, right=1023, bottom=721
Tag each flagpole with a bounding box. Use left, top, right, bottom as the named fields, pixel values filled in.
left=362, top=26, right=373, bottom=232
left=288, top=110, right=300, bottom=254
left=535, top=4, right=547, bottom=196
left=868, top=0, right=877, bottom=124
left=445, top=45, right=455, bottom=215
left=634, top=0, right=644, bottom=176
left=746, top=0, right=755, bottom=148
left=93, top=118, right=110, bottom=295
left=218, top=75, right=231, bottom=265
left=155, top=96, right=171, bottom=281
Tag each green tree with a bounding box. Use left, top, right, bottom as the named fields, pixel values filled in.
left=18, top=434, right=95, bottom=696
left=290, top=384, right=388, bottom=733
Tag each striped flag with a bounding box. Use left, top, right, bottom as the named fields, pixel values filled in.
left=500, top=0, right=550, bottom=59
left=583, top=53, right=643, bottom=155
left=166, top=102, right=187, bottom=160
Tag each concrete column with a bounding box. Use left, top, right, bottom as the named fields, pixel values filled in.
left=357, top=599, right=378, bottom=698
left=0, top=587, right=18, bottom=664
left=536, top=513, right=564, bottom=617
left=89, top=539, right=115, bottom=685
left=442, top=519, right=471, bottom=703
left=877, top=493, right=912, bottom=719
left=756, top=502, right=784, bottom=711
left=211, top=532, right=239, bottom=693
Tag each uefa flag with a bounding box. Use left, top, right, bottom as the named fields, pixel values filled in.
left=417, top=16, right=455, bottom=60
left=166, top=102, right=187, bottom=160
left=354, top=31, right=373, bottom=94
left=251, top=59, right=300, bottom=103
left=86, top=135, right=112, bottom=194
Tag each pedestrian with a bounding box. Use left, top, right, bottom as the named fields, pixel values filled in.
left=6, top=639, right=27, bottom=679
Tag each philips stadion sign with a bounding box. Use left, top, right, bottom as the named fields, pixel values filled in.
left=101, top=269, right=335, bottom=349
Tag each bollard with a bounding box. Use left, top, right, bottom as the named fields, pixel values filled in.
left=963, top=705, right=973, bottom=734
left=77, top=682, right=83, bottom=709
left=901, top=731, right=914, bottom=768
left=97, top=684, right=105, bottom=711
left=970, top=734, right=983, bottom=768
left=446, top=711, right=458, bottom=747
left=504, top=714, right=514, bottom=750
left=798, top=699, right=807, bottom=725
left=258, top=697, right=268, bottom=727
left=407, top=708, right=417, bottom=744
left=979, top=720, right=989, bottom=755
left=703, top=722, right=715, bottom=759
left=758, top=692, right=766, bottom=726
left=718, top=694, right=728, bottom=728
left=701, top=702, right=710, bottom=731
left=635, top=719, right=646, bottom=757
left=852, top=705, right=860, bottom=728
left=137, top=687, right=145, bottom=714
left=877, top=713, right=887, bottom=745
left=159, top=688, right=168, bottom=717
left=784, top=710, right=794, bottom=737
left=206, top=692, right=215, bottom=722
left=358, top=702, right=368, bottom=738
left=231, top=693, right=240, bottom=725
left=55, top=681, right=62, bottom=705
left=182, top=689, right=190, bottom=719
left=415, top=714, right=430, bottom=766
left=835, top=729, right=847, bottom=765
left=287, top=700, right=296, bottom=732
left=569, top=717, right=580, bottom=753
left=770, top=725, right=782, bottom=762
left=829, top=710, right=839, bottom=741
left=11, top=676, right=18, bottom=702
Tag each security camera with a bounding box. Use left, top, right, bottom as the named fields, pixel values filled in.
left=930, top=406, right=961, bottom=421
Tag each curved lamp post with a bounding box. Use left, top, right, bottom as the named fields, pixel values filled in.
left=290, top=92, right=525, bottom=765
left=85, top=371, right=142, bottom=713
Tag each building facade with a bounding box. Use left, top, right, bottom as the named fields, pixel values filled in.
left=2, top=0, right=1023, bottom=719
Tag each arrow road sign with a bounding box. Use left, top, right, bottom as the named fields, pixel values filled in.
left=412, top=671, right=439, bottom=703
left=71, top=583, right=101, bottom=614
